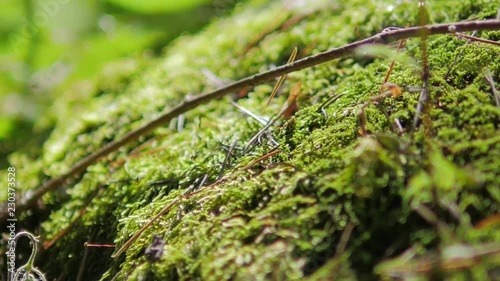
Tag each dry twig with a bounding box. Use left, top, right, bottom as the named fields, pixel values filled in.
left=1, top=19, right=499, bottom=221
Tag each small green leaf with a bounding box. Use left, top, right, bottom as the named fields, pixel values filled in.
left=407, top=171, right=433, bottom=204
left=354, top=44, right=417, bottom=68
left=374, top=133, right=402, bottom=152
left=430, top=151, right=458, bottom=191
left=0, top=117, right=14, bottom=140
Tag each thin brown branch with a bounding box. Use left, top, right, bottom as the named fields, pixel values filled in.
left=382, top=38, right=406, bottom=84
left=413, top=0, right=431, bottom=131
left=484, top=69, right=500, bottom=107
left=2, top=19, right=500, bottom=221
left=111, top=198, right=178, bottom=258
left=454, top=32, right=500, bottom=46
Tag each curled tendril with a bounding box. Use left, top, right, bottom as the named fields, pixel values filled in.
left=8, top=231, right=47, bottom=281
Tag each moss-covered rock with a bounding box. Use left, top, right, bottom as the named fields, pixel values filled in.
left=2, top=0, right=499, bottom=280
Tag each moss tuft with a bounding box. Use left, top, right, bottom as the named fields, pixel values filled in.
left=2, top=0, right=499, bottom=280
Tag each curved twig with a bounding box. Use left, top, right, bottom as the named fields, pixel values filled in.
left=1, top=19, right=499, bottom=221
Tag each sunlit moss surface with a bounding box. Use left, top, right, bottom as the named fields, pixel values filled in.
left=2, top=0, right=499, bottom=280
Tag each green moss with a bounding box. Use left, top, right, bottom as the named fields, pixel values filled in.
left=3, top=0, right=499, bottom=280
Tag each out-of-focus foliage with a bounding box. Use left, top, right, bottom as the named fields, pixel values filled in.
left=107, top=0, right=211, bottom=14
left=0, top=0, right=241, bottom=168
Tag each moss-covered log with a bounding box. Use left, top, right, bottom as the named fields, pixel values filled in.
left=1, top=0, right=499, bottom=280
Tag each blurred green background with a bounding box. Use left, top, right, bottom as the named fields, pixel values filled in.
left=0, top=0, right=243, bottom=168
